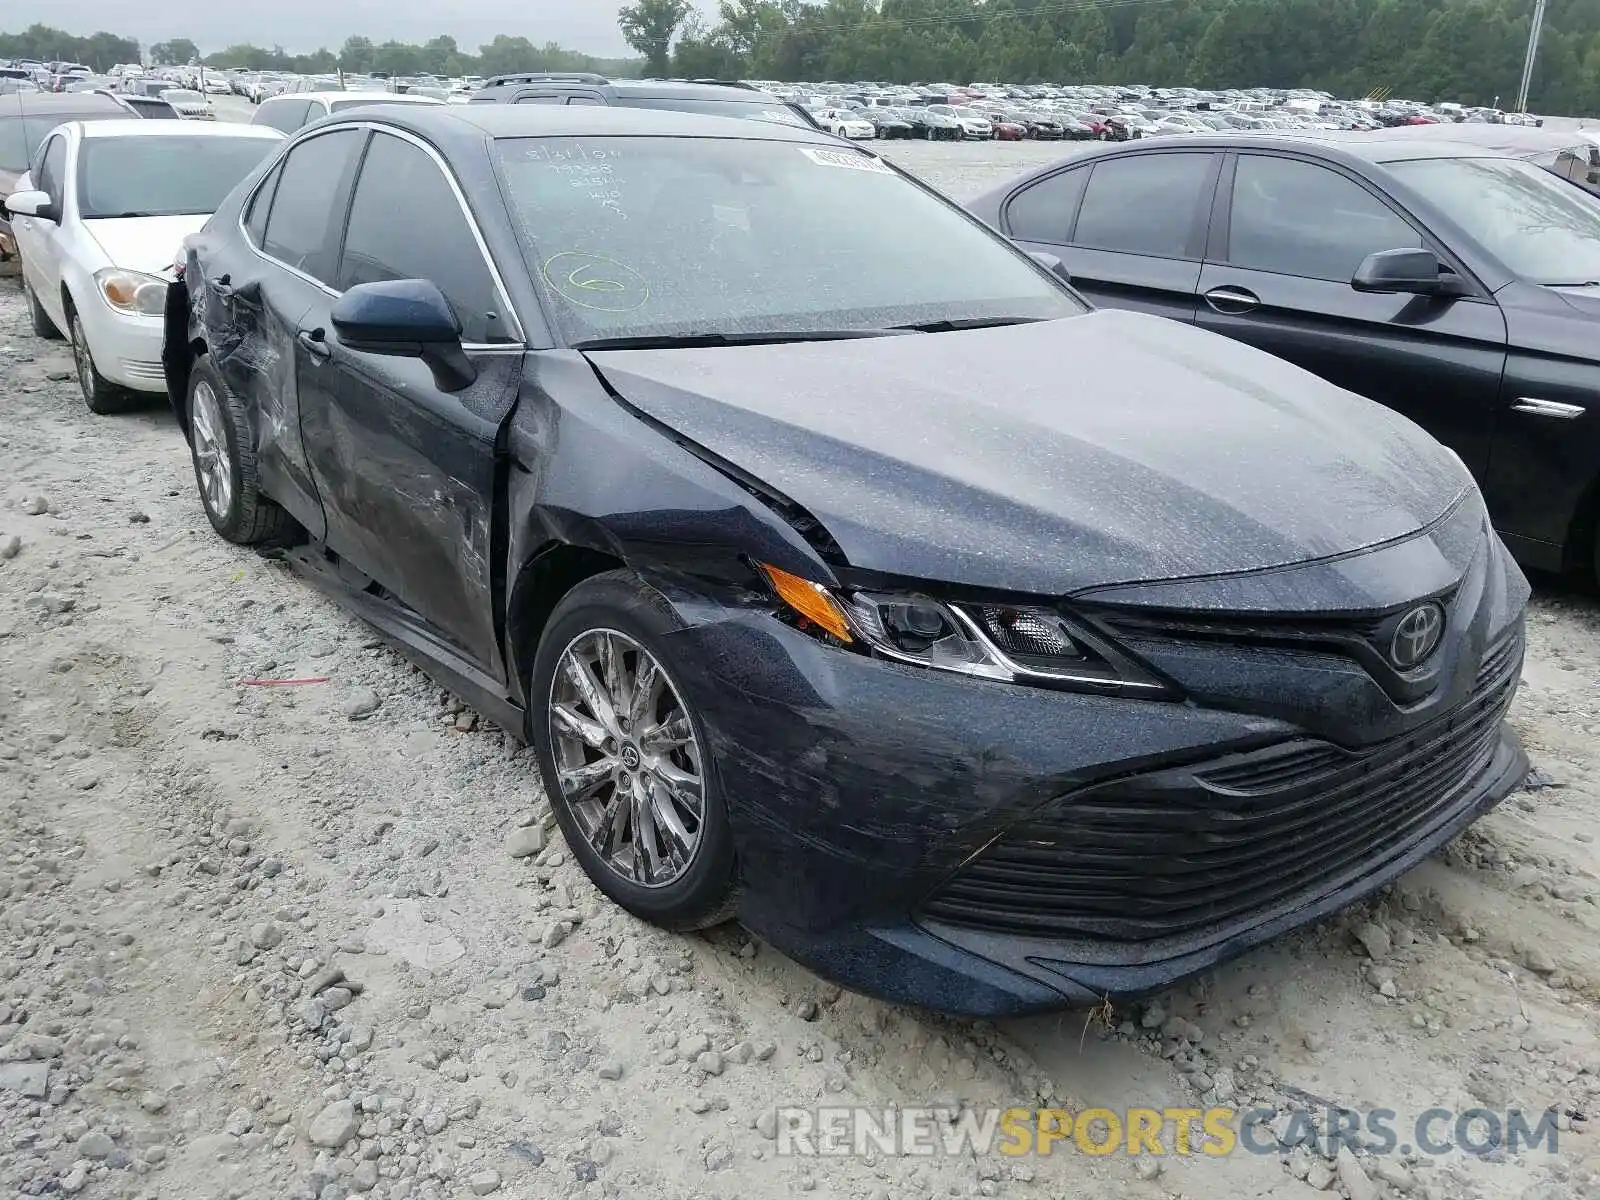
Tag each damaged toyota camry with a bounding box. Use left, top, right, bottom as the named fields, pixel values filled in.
left=164, top=104, right=1529, bottom=1016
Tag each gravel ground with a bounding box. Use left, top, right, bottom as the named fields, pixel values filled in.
left=0, top=124, right=1598, bottom=1200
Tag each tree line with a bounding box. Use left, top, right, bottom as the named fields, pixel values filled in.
left=615, top=0, right=1600, bottom=115
left=11, top=0, right=1600, bottom=117
left=0, top=23, right=640, bottom=81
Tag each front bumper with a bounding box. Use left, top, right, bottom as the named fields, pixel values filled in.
left=647, top=531, right=1529, bottom=1017
left=77, top=299, right=167, bottom=392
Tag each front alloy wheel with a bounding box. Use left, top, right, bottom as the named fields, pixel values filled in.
left=190, top=378, right=235, bottom=519
left=549, top=628, right=704, bottom=888
left=530, top=570, right=737, bottom=931
left=71, top=310, right=134, bottom=414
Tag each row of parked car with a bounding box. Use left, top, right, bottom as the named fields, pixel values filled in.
left=800, top=82, right=1548, bottom=142
left=0, top=73, right=1593, bottom=1018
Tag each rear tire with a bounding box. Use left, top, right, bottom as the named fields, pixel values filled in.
left=23, top=273, right=60, bottom=339
left=70, top=307, right=139, bottom=415
left=185, top=356, right=292, bottom=545
left=530, top=569, right=737, bottom=932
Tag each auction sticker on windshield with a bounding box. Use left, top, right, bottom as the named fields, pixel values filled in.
left=799, top=146, right=894, bottom=174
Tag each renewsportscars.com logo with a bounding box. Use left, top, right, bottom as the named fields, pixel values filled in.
left=771, top=1105, right=1563, bottom=1159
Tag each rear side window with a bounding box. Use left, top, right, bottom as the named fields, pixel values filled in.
left=253, top=98, right=310, bottom=134
left=244, top=161, right=281, bottom=245
left=1227, top=155, right=1420, bottom=282
left=1073, top=153, right=1214, bottom=259
left=337, top=132, right=511, bottom=344
left=262, top=129, right=362, bottom=283
left=1005, top=168, right=1088, bottom=244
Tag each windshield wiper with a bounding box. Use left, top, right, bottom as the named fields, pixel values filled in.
left=87, top=211, right=163, bottom=219
left=1544, top=279, right=1600, bottom=287
left=888, top=316, right=1048, bottom=333
left=571, top=329, right=910, bottom=351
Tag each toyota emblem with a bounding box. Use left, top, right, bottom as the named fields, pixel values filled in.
left=1390, top=603, right=1445, bottom=669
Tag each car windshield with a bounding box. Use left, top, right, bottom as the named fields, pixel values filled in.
left=78, top=134, right=278, bottom=218
left=493, top=135, right=1081, bottom=343
left=1387, top=155, right=1600, bottom=284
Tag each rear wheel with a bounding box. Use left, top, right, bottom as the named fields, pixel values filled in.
left=22, top=273, right=60, bottom=339
left=530, top=570, right=737, bottom=932
left=70, top=308, right=138, bottom=414
left=186, top=356, right=292, bottom=544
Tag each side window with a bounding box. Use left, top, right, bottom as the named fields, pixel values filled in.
left=337, top=132, right=511, bottom=344
left=1004, top=168, right=1089, bottom=245
left=1228, top=155, right=1420, bottom=282
left=262, top=129, right=362, bottom=283
left=35, top=135, right=65, bottom=201
left=254, top=98, right=310, bottom=134
left=1072, top=153, right=1215, bottom=259
left=244, top=161, right=281, bottom=246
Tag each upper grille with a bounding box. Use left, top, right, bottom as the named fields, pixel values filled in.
left=920, top=630, right=1522, bottom=944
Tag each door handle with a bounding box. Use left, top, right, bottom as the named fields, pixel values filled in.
left=296, top=329, right=332, bottom=361
left=1511, top=397, right=1585, bottom=420
left=1203, top=285, right=1261, bottom=314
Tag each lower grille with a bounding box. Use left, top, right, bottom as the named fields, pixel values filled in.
left=921, top=630, right=1523, bottom=943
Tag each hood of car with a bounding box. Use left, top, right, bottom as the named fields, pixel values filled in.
left=584, top=309, right=1471, bottom=595
left=84, top=214, right=209, bottom=276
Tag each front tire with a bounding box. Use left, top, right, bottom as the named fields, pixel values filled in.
left=185, top=356, right=291, bottom=544
left=530, top=570, right=737, bottom=932
left=70, top=308, right=137, bottom=414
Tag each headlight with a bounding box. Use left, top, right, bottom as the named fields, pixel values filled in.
left=95, top=268, right=167, bottom=316
left=756, top=562, right=1170, bottom=697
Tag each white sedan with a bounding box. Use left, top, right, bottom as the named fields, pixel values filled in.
left=6, top=120, right=284, bottom=413
left=817, top=108, right=876, bottom=140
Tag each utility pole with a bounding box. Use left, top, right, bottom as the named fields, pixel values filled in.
left=1515, top=0, right=1547, bottom=114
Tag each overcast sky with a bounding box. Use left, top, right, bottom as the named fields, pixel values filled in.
left=43, top=0, right=642, bottom=58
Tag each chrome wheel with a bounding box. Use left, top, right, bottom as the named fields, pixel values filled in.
left=71, top=317, right=94, bottom=398
left=190, top=381, right=233, bottom=518
left=548, top=628, right=704, bottom=888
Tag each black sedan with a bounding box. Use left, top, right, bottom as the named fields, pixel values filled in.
left=968, top=132, right=1600, bottom=580
left=863, top=109, right=915, bottom=139
left=164, top=105, right=1527, bottom=1016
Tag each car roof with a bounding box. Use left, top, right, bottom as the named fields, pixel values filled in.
left=343, top=102, right=836, bottom=146
left=1061, top=130, right=1517, bottom=165
left=0, top=90, right=125, bottom=116
left=479, top=76, right=770, bottom=102
left=267, top=90, right=444, bottom=105
left=76, top=118, right=284, bottom=140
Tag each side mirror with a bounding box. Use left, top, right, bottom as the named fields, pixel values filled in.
left=1351, top=247, right=1465, bottom=297
left=330, top=279, right=476, bottom=392
left=5, top=189, right=59, bottom=223
left=1028, top=249, right=1072, bottom=284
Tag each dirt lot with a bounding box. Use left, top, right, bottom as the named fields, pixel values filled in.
left=0, top=139, right=1598, bottom=1200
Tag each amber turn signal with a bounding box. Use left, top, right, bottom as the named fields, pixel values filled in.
left=756, top=562, right=853, bottom=643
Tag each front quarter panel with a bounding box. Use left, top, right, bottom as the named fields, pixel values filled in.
left=503, top=350, right=840, bottom=696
